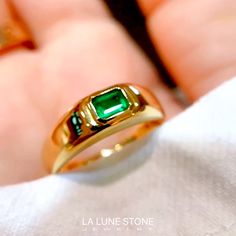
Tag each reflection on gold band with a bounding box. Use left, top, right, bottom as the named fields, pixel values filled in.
left=0, top=22, right=30, bottom=53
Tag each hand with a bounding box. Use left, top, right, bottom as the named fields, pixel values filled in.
left=0, top=0, right=235, bottom=185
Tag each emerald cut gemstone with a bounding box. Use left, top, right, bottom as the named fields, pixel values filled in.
left=92, top=89, right=130, bottom=120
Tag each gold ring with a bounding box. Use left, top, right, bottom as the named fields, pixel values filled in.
left=0, top=22, right=30, bottom=53
left=43, top=84, right=165, bottom=173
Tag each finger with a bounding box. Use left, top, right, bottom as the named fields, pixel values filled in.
left=138, top=0, right=236, bottom=100
left=11, top=0, right=110, bottom=45
left=10, top=0, right=183, bottom=118
left=33, top=18, right=182, bottom=120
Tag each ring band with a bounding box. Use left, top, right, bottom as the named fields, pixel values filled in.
left=43, top=84, right=165, bottom=173
left=0, top=22, right=29, bottom=53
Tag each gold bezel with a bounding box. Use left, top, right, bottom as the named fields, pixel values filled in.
left=85, top=85, right=140, bottom=126
left=55, top=84, right=143, bottom=146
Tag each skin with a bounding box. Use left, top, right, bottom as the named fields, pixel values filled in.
left=0, top=0, right=235, bottom=185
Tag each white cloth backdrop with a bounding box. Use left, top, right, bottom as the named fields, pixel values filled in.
left=1, top=78, right=236, bottom=236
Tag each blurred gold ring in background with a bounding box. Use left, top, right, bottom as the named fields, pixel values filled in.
left=0, top=21, right=30, bottom=54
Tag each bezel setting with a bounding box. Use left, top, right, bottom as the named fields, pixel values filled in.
left=90, top=88, right=130, bottom=121
left=57, top=85, right=144, bottom=146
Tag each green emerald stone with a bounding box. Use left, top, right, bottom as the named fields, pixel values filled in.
left=92, top=89, right=130, bottom=120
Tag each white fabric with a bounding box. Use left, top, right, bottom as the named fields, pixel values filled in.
left=1, top=78, right=236, bottom=236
